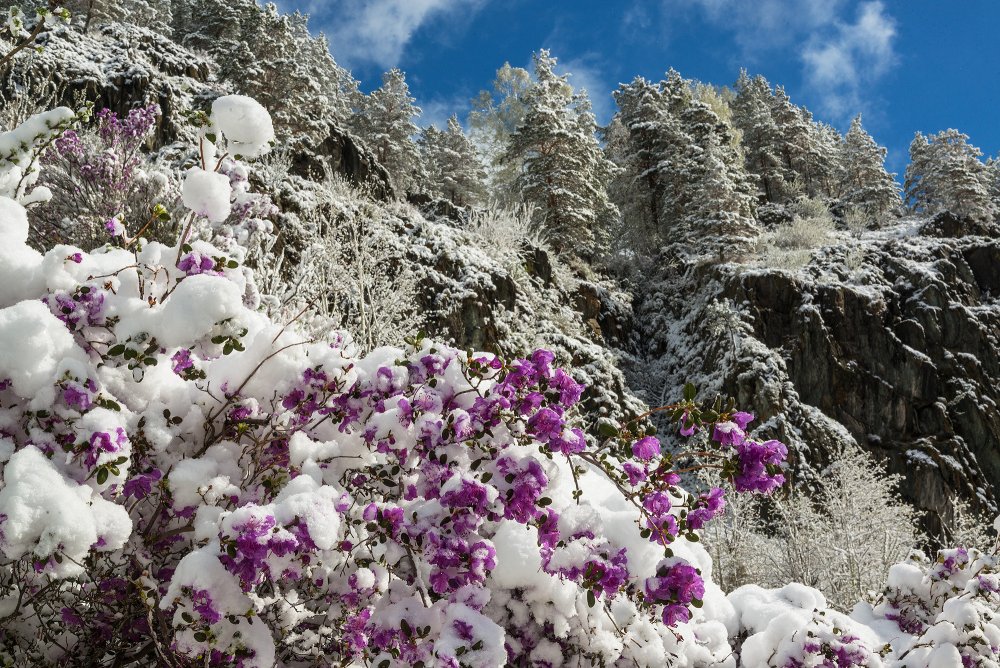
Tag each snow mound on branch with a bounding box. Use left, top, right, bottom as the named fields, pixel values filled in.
left=211, top=95, right=275, bottom=159
left=0, top=300, right=85, bottom=400
left=182, top=168, right=232, bottom=223
left=0, top=447, right=132, bottom=577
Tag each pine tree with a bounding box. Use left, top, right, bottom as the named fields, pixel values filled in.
left=419, top=116, right=486, bottom=206
left=610, top=77, right=673, bottom=243
left=354, top=68, right=424, bottom=196
left=839, top=115, right=901, bottom=219
left=683, top=131, right=760, bottom=260
left=503, top=50, right=619, bottom=258
left=170, top=0, right=358, bottom=144
left=732, top=71, right=787, bottom=203
left=769, top=87, right=839, bottom=199
left=904, top=129, right=994, bottom=221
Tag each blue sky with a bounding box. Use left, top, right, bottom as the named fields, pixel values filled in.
left=279, top=1, right=999, bottom=175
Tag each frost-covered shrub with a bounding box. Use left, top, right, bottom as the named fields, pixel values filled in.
left=33, top=104, right=175, bottom=248
left=0, top=97, right=794, bottom=667
left=706, top=446, right=920, bottom=611
left=3, top=93, right=998, bottom=668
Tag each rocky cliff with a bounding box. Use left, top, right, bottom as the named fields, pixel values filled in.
left=624, top=215, right=1000, bottom=537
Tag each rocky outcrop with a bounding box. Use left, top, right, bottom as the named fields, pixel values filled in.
left=291, top=123, right=394, bottom=200
left=10, top=25, right=215, bottom=146
left=716, top=233, right=1000, bottom=535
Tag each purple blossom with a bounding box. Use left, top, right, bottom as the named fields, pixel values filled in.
left=711, top=420, right=745, bottom=447
left=631, top=436, right=661, bottom=461
left=622, top=461, right=648, bottom=486
left=644, top=561, right=705, bottom=627
left=732, top=439, right=787, bottom=494
left=171, top=349, right=194, bottom=375
left=685, top=487, right=726, bottom=530
left=123, top=469, right=162, bottom=500
left=177, top=251, right=219, bottom=276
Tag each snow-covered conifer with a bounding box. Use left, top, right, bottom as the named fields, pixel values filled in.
left=354, top=68, right=424, bottom=196
left=503, top=50, right=618, bottom=258
left=905, top=129, right=994, bottom=221
left=732, top=71, right=787, bottom=203
left=839, top=115, right=901, bottom=219
left=419, top=115, right=486, bottom=207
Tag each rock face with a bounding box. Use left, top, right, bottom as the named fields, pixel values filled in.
left=291, top=123, right=394, bottom=200
left=716, top=232, right=1000, bottom=535
left=17, top=25, right=214, bottom=146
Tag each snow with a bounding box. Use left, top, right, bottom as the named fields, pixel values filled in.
left=0, top=300, right=86, bottom=401
left=211, top=95, right=275, bottom=159
left=182, top=168, right=232, bottom=223
left=0, top=196, right=28, bottom=243
left=0, top=447, right=131, bottom=577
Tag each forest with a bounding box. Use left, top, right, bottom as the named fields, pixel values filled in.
left=0, top=1, right=999, bottom=666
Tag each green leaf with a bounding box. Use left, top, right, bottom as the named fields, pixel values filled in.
left=96, top=468, right=109, bottom=485
left=691, top=598, right=703, bottom=609
left=587, top=589, right=596, bottom=608
left=108, top=344, right=126, bottom=356
left=683, top=382, right=697, bottom=401
left=597, top=421, right=619, bottom=438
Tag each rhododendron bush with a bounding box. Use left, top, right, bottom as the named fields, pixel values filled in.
left=0, top=96, right=997, bottom=668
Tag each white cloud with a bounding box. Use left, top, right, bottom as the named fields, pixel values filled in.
left=418, top=94, right=472, bottom=130
left=667, top=0, right=848, bottom=52
left=664, top=0, right=897, bottom=120
left=556, top=56, right=615, bottom=125
left=320, top=0, right=487, bottom=70
left=801, top=2, right=896, bottom=117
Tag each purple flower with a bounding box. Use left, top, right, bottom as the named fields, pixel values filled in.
left=679, top=411, right=697, bottom=437
left=686, top=487, right=726, bottom=530
left=62, top=381, right=93, bottom=411
left=60, top=607, right=84, bottom=627
left=732, top=439, right=787, bottom=494
left=190, top=588, right=221, bottom=624
left=123, top=469, right=162, bottom=500
left=711, top=420, right=745, bottom=447
left=67, top=252, right=83, bottom=264
left=732, top=411, right=755, bottom=430
left=177, top=252, right=218, bottom=276
left=527, top=408, right=563, bottom=442
left=631, top=436, right=661, bottom=461
left=622, top=461, right=648, bottom=486
left=171, top=349, right=194, bottom=375
left=644, top=561, right=705, bottom=627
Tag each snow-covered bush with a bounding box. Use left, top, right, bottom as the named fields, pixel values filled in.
left=33, top=104, right=175, bottom=248
left=2, top=94, right=998, bottom=668
left=705, top=446, right=921, bottom=611
left=0, top=96, right=794, bottom=667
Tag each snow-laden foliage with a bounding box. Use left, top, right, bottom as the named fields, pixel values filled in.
left=904, top=129, right=996, bottom=222
left=0, top=93, right=997, bottom=668
left=504, top=50, right=619, bottom=260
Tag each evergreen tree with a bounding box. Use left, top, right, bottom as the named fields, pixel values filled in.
left=987, top=158, right=1000, bottom=215
left=904, top=129, right=994, bottom=221
left=355, top=68, right=424, bottom=196
left=419, top=115, right=486, bottom=206
left=171, top=0, right=358, bottom=144
left=610, top=77, right=673, bottom=243
left=503, top=50, right=619, bottom=257
left=683, top=131, right=760, bottom=259
left=610, top=71, right=757, bottom=258
left=732, top=71, right=787, bottom=203
left=769, top=87, right=838, bottom=199
left=839, top=115, right=901, bottom=219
